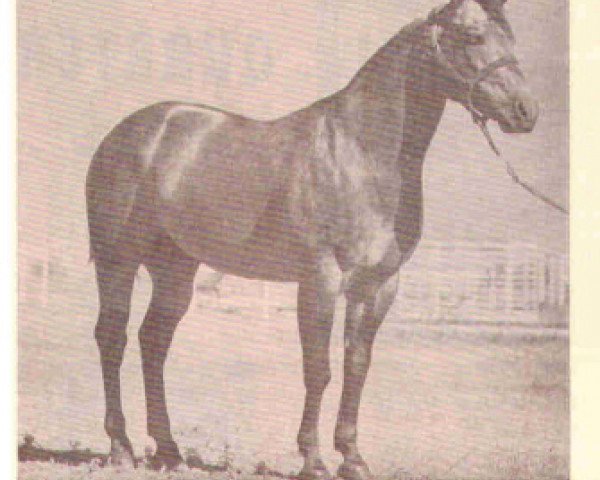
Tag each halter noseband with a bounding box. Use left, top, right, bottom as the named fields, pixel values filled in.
left=428, top=22, right=518, bottom=125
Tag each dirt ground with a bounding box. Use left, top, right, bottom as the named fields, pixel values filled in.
left=18, top=267, right=568, bottom=480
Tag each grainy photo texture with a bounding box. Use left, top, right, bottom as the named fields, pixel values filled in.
left=18, top=1, right=568, bottom=479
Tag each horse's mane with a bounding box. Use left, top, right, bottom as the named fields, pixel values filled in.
left=331, top=1, right=514, bottom=104
left=348, top=0, right=514, bottom=87
left=346, top=17, right=428, bottom=88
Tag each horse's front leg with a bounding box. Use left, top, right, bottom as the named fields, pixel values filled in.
left=297, top=254, right=342, bottom=480
left=335, top=271, right=400, bottom=480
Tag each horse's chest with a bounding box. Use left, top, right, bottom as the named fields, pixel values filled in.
left=339, top=218, right=399, bottom=272
left=287, top=119, right=418, bottom=272
left=317, top=177, right=423, bottom=272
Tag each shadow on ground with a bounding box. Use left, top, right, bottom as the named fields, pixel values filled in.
left=18, top=435, right=235, bottom=474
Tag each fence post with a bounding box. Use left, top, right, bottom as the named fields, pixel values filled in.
left=505, top=245, right=514, bottom=314
left=486, top=248, right=494, bottom=316
left=551, top=254, right=559, bottom=306
left=41, top=257, right=49, bottom=308
left=491, top=247, right=501, bottom=312
left=559, top=254, right=568, bottom=307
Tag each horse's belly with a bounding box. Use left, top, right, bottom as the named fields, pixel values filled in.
left=165, top=200, right=310, bottom=282
left=203, top=236, right=309, bottom=281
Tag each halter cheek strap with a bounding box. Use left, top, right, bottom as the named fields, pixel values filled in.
left=429, top=24, right=518, bottom=123
left=465, top=56, right=519, bottom=119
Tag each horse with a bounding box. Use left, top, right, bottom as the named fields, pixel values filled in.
left=86, top=0, right=538, bottom=478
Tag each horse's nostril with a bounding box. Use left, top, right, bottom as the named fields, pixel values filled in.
left=514, top=95, right=539, bottom=126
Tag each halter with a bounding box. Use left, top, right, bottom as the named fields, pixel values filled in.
left=428, top=23, right=519, bottom=128
left=424, top=20, right=568, bottom=215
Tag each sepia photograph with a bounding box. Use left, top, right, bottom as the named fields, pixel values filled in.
left=17, top=0, right=569, bottom=479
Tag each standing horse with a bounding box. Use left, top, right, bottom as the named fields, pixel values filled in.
left=86, top=0, right=538, bottom=478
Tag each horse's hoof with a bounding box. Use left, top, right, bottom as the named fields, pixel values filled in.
left=336, top=460, right=374, bottom=480
left=298, top=458, right=333, bottom=480
left=147, top=453, right=185, bottom=471
left=148, top=443, right=184, bottom=471
left=109, top=439, right=137, bottom=468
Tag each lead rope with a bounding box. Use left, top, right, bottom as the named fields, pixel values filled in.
left=428, top=20, right=568, bottom=215
left=472, top=115, right=569, bottom=215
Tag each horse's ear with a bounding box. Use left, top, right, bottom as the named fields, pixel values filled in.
left=474, top=0, right=507, bottom=8
left=448, top=0, right=466, bottom=9
left=427, top=0, right=463, bottom=24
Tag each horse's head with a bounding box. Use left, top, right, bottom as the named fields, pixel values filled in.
left=427, top=0, right=538, bottom=133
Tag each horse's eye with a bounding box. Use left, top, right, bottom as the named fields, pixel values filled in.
left=451, top=23, right=486, bottom=46
left=464, top=32, right=485, bottom=45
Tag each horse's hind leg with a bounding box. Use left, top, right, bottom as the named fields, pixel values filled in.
left=139, top=236, right=199, bottom=470
left=94, top=255, right=140, bottom=466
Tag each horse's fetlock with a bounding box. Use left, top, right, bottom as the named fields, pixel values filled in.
left=334, top=428, right=357, bottom=456
left=297, top=432, right=319, bottom=455
left=105, top=412, right=127, bottom=437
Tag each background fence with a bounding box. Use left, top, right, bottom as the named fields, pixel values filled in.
left=20, top=241, right=569, bottom=328
left=396, top=241, right=568, bottom=326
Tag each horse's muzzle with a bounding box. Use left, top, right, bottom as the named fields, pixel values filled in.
left=500, top=90, right=539, bottom=133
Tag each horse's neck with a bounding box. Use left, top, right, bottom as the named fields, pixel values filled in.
left=334, top=20, right=446, bottom=172
left=326, top=20, right=446, bottom=237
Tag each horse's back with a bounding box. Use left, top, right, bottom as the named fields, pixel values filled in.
left=153, top=106, right=301, bottom=253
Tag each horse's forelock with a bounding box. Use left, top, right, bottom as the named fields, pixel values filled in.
left=475, top=0, right=514, bottom=40
left=429, top=0, right=513, bottom=40
left=473, top=0, right=510, bottom=22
